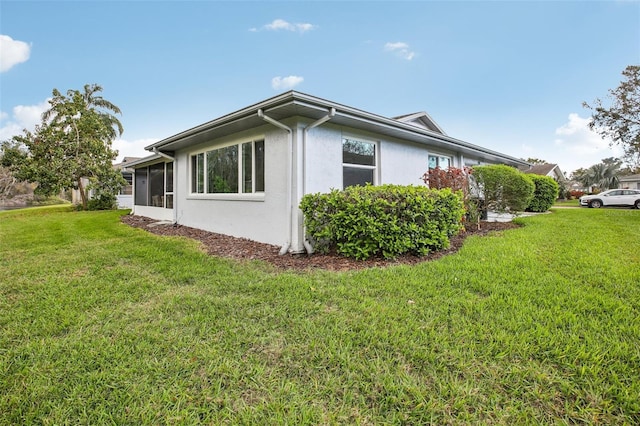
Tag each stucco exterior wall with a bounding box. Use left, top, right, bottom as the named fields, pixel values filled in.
left=172, top=125, right=290, bottom=248
left=304, top=125, right=343, bottom=193
left=116, top=194, right=133, bottom=209
left=379, top=140, right=431, bottom=186
left=303, top=124, right=459, bottom=192
left=134, top=205, right=174, bottom=222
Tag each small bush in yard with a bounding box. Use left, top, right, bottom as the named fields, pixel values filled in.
left=569, top=189, right=585, bottom=199
left=472, top=164, right=535, bottom=212
left=421, top=166, right=484, bottom=229
left=527, top=175, right=559, bottom=212
left=300, top=184, right=465, bottom=260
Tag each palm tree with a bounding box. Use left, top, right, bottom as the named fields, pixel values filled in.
left=581, top=162, right=620, bottom=192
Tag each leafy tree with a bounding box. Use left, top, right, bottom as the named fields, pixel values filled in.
left=0, top=164, right=17, bottom=199
left=2, top=84, right=124, bottom=209
left=584, top=65, right=640, bottom=167
left=523, top=158, right=548, bottom=165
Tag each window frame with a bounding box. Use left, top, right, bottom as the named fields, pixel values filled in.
left=342, top=136, right=378, bottom=189
left=428, top=154, right=453, bottom=170
left=188, top=137, right=265, bottom=201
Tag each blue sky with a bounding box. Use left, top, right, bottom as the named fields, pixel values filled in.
left=1, top=1, right=639, bottom=175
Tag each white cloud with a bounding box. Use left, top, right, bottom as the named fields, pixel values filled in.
left=384, top=41, right=416, bottom=60
left=0, top=99, right=49, bottom=141
left=112, top=138, right=158, bottom=162
left=271, top=75, right=304, bottom=90
left=521, top=143, right=534, bottom=154
left=250, top=19, right=317, bottom=34
left=0, top=35, right=31, bottom=72
left=553, top=113, right=623, bottom=172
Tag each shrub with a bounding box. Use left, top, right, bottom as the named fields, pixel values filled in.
left=300, top=184, right=465, bottom=260
left=472, top=165, right=534, bottom=212
left=421, top=166, right=471, bottom=194
left=86, top=193, right=117, bottom=210
left=421, top=166, right=483, bottom=228
left=526, top=175, right=559, bottom=212
left=569, top=189, right=585, bottom=199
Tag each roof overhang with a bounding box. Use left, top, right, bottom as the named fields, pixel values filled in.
left=146, top=91, right=529, bottom=167
left=123, top=154, right=163, bottom=169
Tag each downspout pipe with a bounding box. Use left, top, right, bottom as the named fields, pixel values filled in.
left=153, top=148, right=175, bottom=162
left=302, top=107, right=336, bottom=254
left=152, top=148, right=177, bottom=224
left=257, top=109, right=293, bottom=255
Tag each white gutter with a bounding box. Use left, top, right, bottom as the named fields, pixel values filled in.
left=301, top=107, right=336, bottom=254
left=257, top=109, right=293, bottom=255
left=152, top=148, right=178, bottom=224
left=152, top=148, right=175, bottom=162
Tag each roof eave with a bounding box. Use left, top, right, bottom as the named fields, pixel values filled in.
left=145, top=91, right=529, bottom=167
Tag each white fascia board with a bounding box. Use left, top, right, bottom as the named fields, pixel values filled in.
left=145, top=91, right=299, bottom=151
left=331, top=109, right=528, bottom=166
left=123, top=154, right=163, bottom=168
left=144, top=90, right=527, bottom=167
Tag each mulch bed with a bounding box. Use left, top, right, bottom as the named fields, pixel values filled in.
left=120, top=215, right=520, bottom=272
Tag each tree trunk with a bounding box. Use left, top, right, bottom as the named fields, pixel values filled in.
left=77, top=177, right=88, bottom=210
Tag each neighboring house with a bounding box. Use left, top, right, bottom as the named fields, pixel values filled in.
left=70, top=157, right=141, bottom=208
left=521, top=163, right=567, bottom=182
left=115, top=157, right=140, bottom=209
left=521, top=163, right=567, bottom=197
left=619, top=174, right=640, bottom=190
left=128, top=91, right=528, bottom=254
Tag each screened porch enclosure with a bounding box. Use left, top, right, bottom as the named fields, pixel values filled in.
left=134, top=161, right=174, bottom=208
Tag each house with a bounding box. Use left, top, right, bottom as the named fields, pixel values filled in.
left=619, top=174, right=640, bottom=190
left=521, top=163, right=567, bottom=182
left=128, top=91, right=528, bottom=254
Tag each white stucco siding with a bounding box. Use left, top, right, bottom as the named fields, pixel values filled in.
left=379, top=140, right=428, bottom=186
left=134, top=205, right=174, bottom=222
left=305, top=125, right=452, bottom=191
left=173, top=127, right=290, bottom=247
left=304, top=125, right=343, bottom=194
left=116, top=194, right=133, bottom=209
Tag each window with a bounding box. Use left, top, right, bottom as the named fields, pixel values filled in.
left=428, top=155, right=452, bottom=170
left=149, top=163, right=165, bottom=206
left=134, top=162, right=174, bottom=208
left=190, top=139, right=264, bottom=195
left=207, top=145, right=238, bottom=193
left=120, top=172, right=133, bottom=195
left=191, top=153, right=204, bottom=194
left=165, top=162, right=174, bottom=208
left=343, top=138, right=376, bottom=188
left=134, top=168, right=148, bottom=206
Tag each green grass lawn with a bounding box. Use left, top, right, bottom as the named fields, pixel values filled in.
left=1, top=207, right=639, bottom=424
left=553, top=199, right=580, bottom=207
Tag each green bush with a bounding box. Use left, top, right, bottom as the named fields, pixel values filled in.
left=86, top=193, right=117, bottom=210
left=527, top=175, right=559, bottom=212
left=472, top=165, right=534, bottom=212
left=300, top=184, right=465, bottom=260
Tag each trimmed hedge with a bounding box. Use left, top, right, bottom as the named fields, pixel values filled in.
left=527, top=175, right=559, bottom=212
left=472, top=165, right=535, bottom=212
left=300, top=184, right=465, bottom=260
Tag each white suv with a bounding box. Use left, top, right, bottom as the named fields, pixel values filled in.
left=579, top=189, right=640, bottom=209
